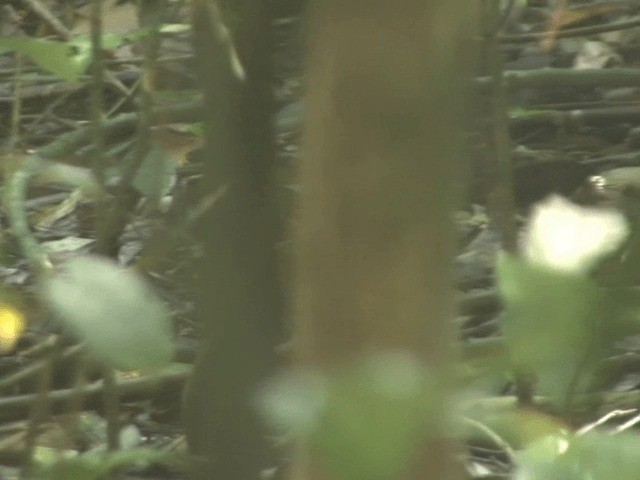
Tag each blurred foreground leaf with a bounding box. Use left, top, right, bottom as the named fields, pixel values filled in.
left=497, top=253, right=608, bottom=401
left=260, top=353, right=447, bottom=480
left=517, top=431, right=640, bottom=480
left=43, top=256, right=173, bottom=370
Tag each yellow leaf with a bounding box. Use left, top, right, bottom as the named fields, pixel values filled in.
left=0, top=304, right=25, bottom=354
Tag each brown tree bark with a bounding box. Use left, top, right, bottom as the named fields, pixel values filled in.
left=292, top=1, right=476, bottom=480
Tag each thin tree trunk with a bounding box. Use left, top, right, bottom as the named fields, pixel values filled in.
left=183, top=2, right=283, bottom=479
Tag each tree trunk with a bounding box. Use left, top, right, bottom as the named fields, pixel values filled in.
left=183, top=2, right=283, bottom=479
left=292, top=1, right=476, bottom=479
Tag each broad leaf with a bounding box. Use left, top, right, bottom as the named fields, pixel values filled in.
left=497, top=253, right=607, bottom=400
left=517, top=432, right=640, bottom=480
left=0, top=36, right=87, bottom=83
left=313, top=353, right=441, bottom=480
left=43, top=256, right=173, bottom=369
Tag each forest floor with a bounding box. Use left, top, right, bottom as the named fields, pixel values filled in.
left=1, top=1, right=640, bottom=479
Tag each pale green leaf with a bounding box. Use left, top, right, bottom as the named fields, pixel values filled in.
left=0, top=36, right=86, bottom=82
left=43, top=256, right=173, bottom=370
left=497, top=253, right=606, bottom=399
left=133, top=146, right=177, bottom=199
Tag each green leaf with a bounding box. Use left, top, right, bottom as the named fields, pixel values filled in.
left=133, top=146, right=177, bottom=199
left=258, top=370, right=327, bottom=434
left=0, top=32, right=129, bottom=83
left=313, top=353, right=441, bottom=480
left=0, top=36, right=87, bottom=83
left=159, top=24, right=191, bottom=34
left=43, top=256, right=173, bottom=370
left=261, top=354, right=443, bottom=480
left=497, top=253, right=607, bottom=400
left=573, top=433, right=640, bottom=479
left=30, top=448, right=177, bottom=480
left=70, top=33, right=125, bottom=54
left=515, top=434, right=574, bottom=480
left=517, top=432, right=640, bottom=480
left=185, top=122, right=204, bottom=137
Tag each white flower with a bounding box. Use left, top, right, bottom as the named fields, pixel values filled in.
left=521, top=195, right=629, bottom=275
